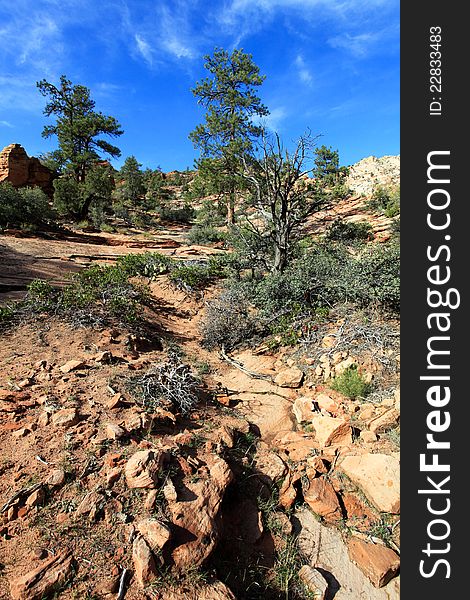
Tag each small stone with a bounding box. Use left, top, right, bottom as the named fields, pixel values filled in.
left=348, top=538, right=400, bottom=587
left=28, top=548, right=48, bottom=560
left=339, top=453, right=400, bottom=513
left=107, top=393, right=123, bottom=409
left=59, top=360, right=86, bottom=374
left=132, top=535, right=158, bottom=588
left=125, top=449, right=166, bottom=489
left=0, top=390, right=30, bottom=402
left=26, top=487, right=46, bottom=507
left=310, top=414, right=352, bottom=448
left=306, top=456, right=329, bottom=474
left=298, top=565, right=328, bottom=599
left=163, top=478, right=178, bottom=502
left=18, top=379, right=32, bottom=389
left=34, top=359, right=48, bottom=370
left=75, top=491, right=105, bottom=520
left=56, top=512, right=68, bottom=524
left=254, top=449, right=287, bottom=483
left=45, top=469, right=66, bottom=488
left=359, top=430, right=378, bottom=443
left=274, top=367, right=304, bottom=388
left=125, top=412, right=143, bottom=432
left=9, top=551, right=75, bottom=600
left=106, top=467, right=122, bottom=487
left=105, top=422, right=126, bottom=440
left=293, top=396, right=315, bottom=423
left=104, top=452, right=123, bottom=468
left=303, top=477, right=342, bottom=522
left=52, top=408, right=79, bottom=428
left=94, top=576, right=120, bottom=595
left=37, top=412, right=50, bottom=427
left=13, top=427, right=31, bottom=438
left=368, top=408, right=400, bottom=434
left=94, top=351, right=113, bottom=364
left=314, top=391, right=343, bottom=415
left=144, top=489, right=159, bottom=511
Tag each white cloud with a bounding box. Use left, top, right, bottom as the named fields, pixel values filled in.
left=135, top=34, right=154, bottom=66
left=255, top=106, right=288, bottom=132
left=157, top=3, right=197, bottom=60
left=215, top=0, right=397, bottom=48
left=328, top=32, right=377, bottom=57
left=294, top=55, right=313, bottom=86
left=0, top=120, right=14, bottom=128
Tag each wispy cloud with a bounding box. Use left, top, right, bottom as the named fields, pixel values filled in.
left=215, top=0, right=397, bottom=50
left=294, top=55, right=313, bottom=86
left=328, top=32, right=377, bottom=57
left=135, top=34, right=154, bottom=66
left=255, top=106, right=288, bottom=132
left=0, top=120, right=14, bottom=128
left=157, top=3, right=197, bottom=60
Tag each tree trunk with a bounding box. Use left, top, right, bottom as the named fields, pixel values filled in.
left=226, top=189, right=235, bottom=225
left=272, top=226, right=289, bottom=273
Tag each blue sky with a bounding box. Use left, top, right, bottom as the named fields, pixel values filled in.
left=0, top=0, right=399, bottom=172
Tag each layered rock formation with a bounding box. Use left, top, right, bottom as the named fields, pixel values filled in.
left=0, top=143, right=55, bottom=196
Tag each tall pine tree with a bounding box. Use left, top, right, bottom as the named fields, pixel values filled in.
left=189, top=48, right=269, bottom=224
left=37, top=75, right=123, bottom=183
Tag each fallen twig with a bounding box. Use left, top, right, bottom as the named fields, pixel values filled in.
left=219, top=346, right=273, bottom=381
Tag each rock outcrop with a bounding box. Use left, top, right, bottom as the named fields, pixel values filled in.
left=346, top=155, right=400, bottom=197
left=0, top=143, right=56, bottom=196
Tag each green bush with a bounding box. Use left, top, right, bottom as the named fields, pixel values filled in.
left=53, top=176, right=82, bottom=216
left=187, top=225, right=226, bottom=245
left=169, top=263, right=214, bottom=290
left=331, top=364, right=372, bottom=400
left=157, top=203, right=195, bottom=223
left=367, top=185, right=400, bottom=217
left=116, top=252, right=172, bottom=278
left=0, top=183, right=55, bottom=228
left=325, top=219, right=373, bottom=242
left=239, top=240, right=400, bottom=315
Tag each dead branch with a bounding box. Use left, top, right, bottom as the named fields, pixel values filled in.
left=219, top=346, right=273, bottom=381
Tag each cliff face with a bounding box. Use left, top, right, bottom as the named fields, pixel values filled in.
left=0, top=143, right=56, bottom=197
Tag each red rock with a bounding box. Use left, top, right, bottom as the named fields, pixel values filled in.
left=310, top=414, right=352, bottom=448
left=107, top=393, right=123, bottom=409
left=274, top=367, right=304, bottom=388
left=132, top=535, right=158, bottom=588
left=45, top=469, right=66, bottom=488
left=278, top=471, right=299, bottom=510
left=167, top=454, right=233, bottom=571
left=0, top=144, right=56, bottom=196
left=59, top=360, right=86, bottom=374
left=25, top=487, right=45, bottom=507
left=137, top=518, right=172, bottom=552
left=52, top=408, right=79, bottom=428
left=125, top=449, right=167, bottom=489
left=105, top=422, right=126, bottom=440
left=9, top=550, right=75, bottom=600
left=347, top=538, right=400, bottom=587
left=304, top=477, right=342, bottom=522
left=104, top=452, right=123, bottom=467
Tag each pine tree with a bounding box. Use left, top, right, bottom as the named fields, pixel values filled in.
left=118, top=156, right=146, bottom=205
left=37, top=75, right=123, bottom=183
left=189, top=48, right=269, bottom=224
